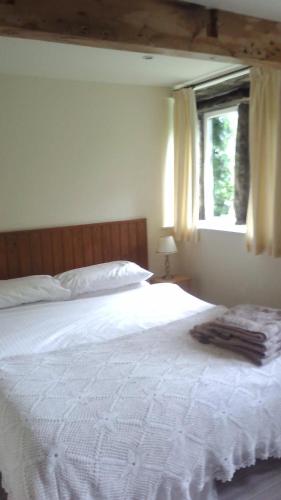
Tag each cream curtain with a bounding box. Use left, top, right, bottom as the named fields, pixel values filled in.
left=246, top=68, right=281, bottom=256
left=174, top=88, right=199, bottom=242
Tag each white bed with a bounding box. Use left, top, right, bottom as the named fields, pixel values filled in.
left=0, top=282, right=281, bottom=500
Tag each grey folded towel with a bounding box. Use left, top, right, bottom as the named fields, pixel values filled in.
left=215, top=304, right=281, bottom=343
left=191, top=304, right=281, bottom=366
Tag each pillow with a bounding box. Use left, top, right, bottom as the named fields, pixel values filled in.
left=0, top=275, right=71, bottom=309
left=56, top=261, right=153, bottom=297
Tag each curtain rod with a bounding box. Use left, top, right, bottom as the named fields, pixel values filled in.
left=174, top=67, right=251, bottom=92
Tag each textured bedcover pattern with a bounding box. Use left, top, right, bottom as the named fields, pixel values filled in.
left=1, top=307, right=281, bottom=500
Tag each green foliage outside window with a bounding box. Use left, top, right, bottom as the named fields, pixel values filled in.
left=211, top=116, right=234, bottom=216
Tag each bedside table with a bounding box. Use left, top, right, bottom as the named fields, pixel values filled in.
left=151, top=274, right=192, bottom=291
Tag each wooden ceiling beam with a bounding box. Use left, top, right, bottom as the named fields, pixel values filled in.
left=0, top=0, right=281, bottom=67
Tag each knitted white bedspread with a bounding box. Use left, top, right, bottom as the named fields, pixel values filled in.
left=1, top=306, right=281, bottom=500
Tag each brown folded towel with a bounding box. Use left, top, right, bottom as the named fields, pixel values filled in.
left=196, top=333, right=281, bottom=366
left=192, top=322, right=281, bottom=356
left=191, top=304, right=281, bottom=366
left=209, top=324, right=278, bottom=347
left=192, top=324, right=281, bottom=355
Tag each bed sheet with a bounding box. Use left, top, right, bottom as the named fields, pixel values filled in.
left=0, top=283, right=213, bottom=359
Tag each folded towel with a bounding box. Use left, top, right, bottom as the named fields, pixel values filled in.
left=191, top=304, right=281, bottom=366
left=193, top=333, right=281, bottom=366
left=193, top=324, right=281, bottom=354
left=207, top=323, right=280, bottom=348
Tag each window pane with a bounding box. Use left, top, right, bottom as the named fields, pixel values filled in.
left=212, top=111, right=238, bottom=217
left=204, top=109, right=238, bottom=222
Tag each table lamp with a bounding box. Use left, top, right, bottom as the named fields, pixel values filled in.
left=157, top=235, right=177, bottom=279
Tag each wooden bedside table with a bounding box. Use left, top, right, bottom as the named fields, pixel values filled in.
left=151, top=274, right=192, bottom=291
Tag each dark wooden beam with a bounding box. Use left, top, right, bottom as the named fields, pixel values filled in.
left=0, top=0, right=281, bottom=67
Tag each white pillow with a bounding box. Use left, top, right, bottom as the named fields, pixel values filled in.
left=56, top=261, right=153, bottom=297
left=0, top=275, right=71, bottom=309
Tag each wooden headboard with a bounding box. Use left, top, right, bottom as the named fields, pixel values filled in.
left=0, top=218, right=148, bottom=279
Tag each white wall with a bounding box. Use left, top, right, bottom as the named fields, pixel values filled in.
left=1, top=74, right=280, bottom=306
left=0, top=74, right=169, bottom=272
left=179, top=229, right=281, bottom=308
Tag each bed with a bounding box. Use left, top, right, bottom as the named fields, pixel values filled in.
left=0, top=218, right=281, bottom=500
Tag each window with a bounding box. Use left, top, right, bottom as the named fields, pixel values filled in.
left=201, top=106, right=239, bottom=229
left=163, top=90, right=249, bottom=234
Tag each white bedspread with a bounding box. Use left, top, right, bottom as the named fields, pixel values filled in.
left=1, top=302, right=281, bottom=500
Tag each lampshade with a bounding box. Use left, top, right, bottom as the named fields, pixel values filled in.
left=157, top=235, right=177, bottom=255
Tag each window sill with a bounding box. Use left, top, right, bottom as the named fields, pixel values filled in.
left=198, top=221, right=246, bottom=234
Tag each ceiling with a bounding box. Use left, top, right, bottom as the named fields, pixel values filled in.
left=0, top=36, right=241, bottom=88
left=188, top=0, right=281, bottom=22
left=0, top=1, right=279, bottom=86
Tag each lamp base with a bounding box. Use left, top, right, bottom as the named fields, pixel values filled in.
left=162, top=255, right=173, bottom=281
